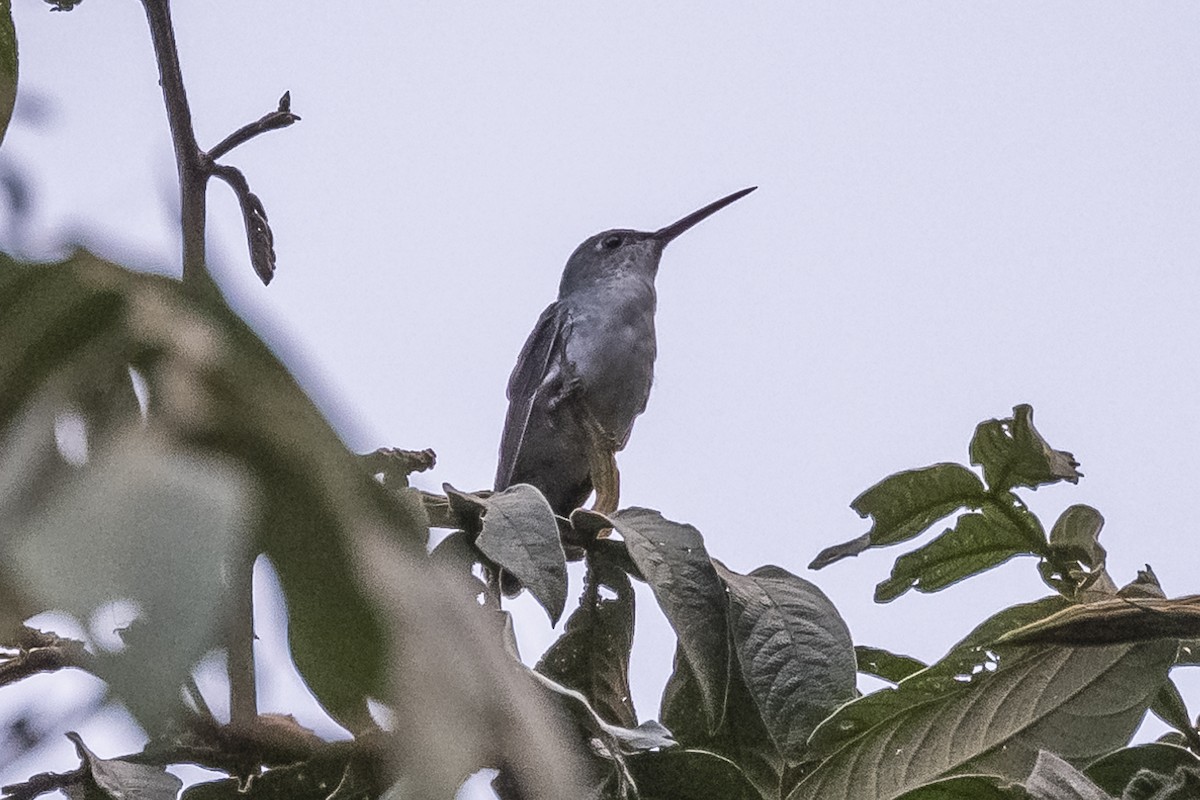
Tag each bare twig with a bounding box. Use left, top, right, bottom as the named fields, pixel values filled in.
left=208, top=92, right=300, bottom=162
left=140, top=0, right=297, bottom=290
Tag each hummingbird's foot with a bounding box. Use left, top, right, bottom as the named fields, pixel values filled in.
left=588, top=446, right=620, bottom=519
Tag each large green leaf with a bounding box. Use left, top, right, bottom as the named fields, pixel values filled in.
left=806, top=598, right=1071, bottom=761
left=471, top=483, right=567, bottom=625
left=536, top=551, right=636, bottom=726
left=789, top=640, right=1175, bottom=800
left=0, top=252, right=427, bottom=730
left=718, top=563, right=856, bottom=764
left=811, top=463, right=985, bottom=569
left=611, top=507, right=729, bottom=733
left=0, top=0, right=14, bottom=149
left=969, top=405, right=1081, bottom=492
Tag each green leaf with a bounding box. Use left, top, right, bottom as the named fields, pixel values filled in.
left=1024, top=750, right=1113, bottom=800
left=536, top=551, right=637, bottom=727
left=893, top=775, right=1028, bottom=800
left=856, top=645, right=927, bottom=684
left=0, top=253, right=428, bottom=731
left=662, top=647, right=784, bottom=799
left=611, top=507, right=729, bottom=733
left=811, top=463, right=985, bottom=569
left=0, top=0, right=14, bottom=149
left=717, top=563, right=856, bottom=763
left=789, top=640, right=1175, bottom=800
left=472, top=483, right=567, bottom=624
left=806, top=597, right=1069, bottom=761
left=969, top=404, right=1081, bottom=492
left=1084, top=744, right=1200, bottom=796
left=626, top=749, right=761, bottom=800
left=67, top=731, right=183, bottom=800
left=874, top=503, right=1041, bottom=602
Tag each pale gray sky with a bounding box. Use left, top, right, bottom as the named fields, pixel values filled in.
left=4, top=1, right=1199, bottom=791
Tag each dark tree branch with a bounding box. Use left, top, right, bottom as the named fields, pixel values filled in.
left=0, top=629, right=92, bottom=688
left=139, top=0, right=210, bottom=293
left=207, top=92, right=300, bottom=162
left=0, top=765, right=83, bottom=800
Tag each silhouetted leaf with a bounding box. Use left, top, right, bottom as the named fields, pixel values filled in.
left=1024, top=750, right=1112, bottom=800
left=893, top=775, right=1027, bottom=800
left=537, top=552, right=637, bottom=727
left=612, top=507, right=729, bottom=733
left=662, top=647, right=784, bottom=799
left=874, top=503, right=1041, bottom=602
left=1084, top=743, right=1200, bottom=796
left=717, top=563, right=856, bottom=763
left=626, top=748, right=760, bottom=800
left=969, top=405, right=1081, bottom=492
left=472, top=483, right=567, bottom=624
left=856, top=645, right=926, bottom=684
left=997, top=595, right=1200, bottom=647
left=812, top=464, right=985, bottom=569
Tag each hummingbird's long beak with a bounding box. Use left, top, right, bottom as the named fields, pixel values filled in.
left=653, top=186, right=757, bottom=244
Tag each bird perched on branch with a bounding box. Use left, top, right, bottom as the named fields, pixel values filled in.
left=495, top=187, right=756, bottom=517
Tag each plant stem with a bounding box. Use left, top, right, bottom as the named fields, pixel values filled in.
left=139, top=0, right=211, bottom=294
left=139, top=0, right=256, bottom=727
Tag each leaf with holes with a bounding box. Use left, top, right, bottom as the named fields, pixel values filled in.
left=856, top=645, right=926, bottom=685
left=969, top=405, right=1081, bottom=492
left=536, top=551, right=637, bottom=726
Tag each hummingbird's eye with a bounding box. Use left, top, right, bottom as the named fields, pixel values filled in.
left=601, top=235, right=623, bottom=250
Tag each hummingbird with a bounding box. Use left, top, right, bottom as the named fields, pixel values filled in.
left=494, top=187, right=756, bottom=517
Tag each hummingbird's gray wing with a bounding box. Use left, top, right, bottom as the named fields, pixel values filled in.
left=495, top=301, right=571, bottom=491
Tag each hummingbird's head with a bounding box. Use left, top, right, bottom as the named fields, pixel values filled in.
left=556, top=187, right=757, bottom=299
left=558, top=229, right=663, bottom=296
